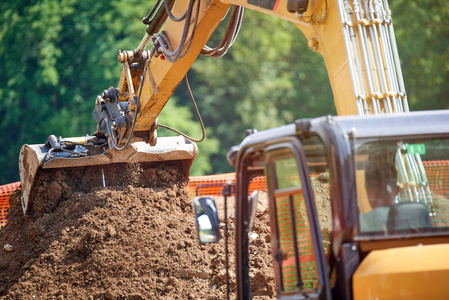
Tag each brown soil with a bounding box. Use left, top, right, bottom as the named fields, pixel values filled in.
left=0, top=163, right=275, bottom=299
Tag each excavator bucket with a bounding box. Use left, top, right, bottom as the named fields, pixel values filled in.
left=18, top=135, right=197, bottom=215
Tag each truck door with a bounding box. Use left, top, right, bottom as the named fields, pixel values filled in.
left=264, top=139, right=331, bottom=299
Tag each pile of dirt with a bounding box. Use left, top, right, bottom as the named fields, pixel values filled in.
left=0, top=164, right=275, bottom=299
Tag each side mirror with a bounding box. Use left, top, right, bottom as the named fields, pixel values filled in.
left=193, top=197, right=220, bottom=244
left=248, top=190, right=259, bottom=233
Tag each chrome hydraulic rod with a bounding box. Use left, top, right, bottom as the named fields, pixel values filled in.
left=365, top=0, right=393, bottom=113
left=383, top=0, right=409, bottom=112
left=374, top=0, right=402, bottom=112
left=338, top=0, right=365, bottom=115
left=353, top=0, right=379, bottom=114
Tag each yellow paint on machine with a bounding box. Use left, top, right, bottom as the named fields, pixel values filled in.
left=353, top=243, right=449, bottom=300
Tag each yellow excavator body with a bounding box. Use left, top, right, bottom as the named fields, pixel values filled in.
left=353, top=244, right=449, bottom=300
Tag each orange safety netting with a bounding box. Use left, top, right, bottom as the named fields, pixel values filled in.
left=186, top=173, right=267, bottom=197
left=187, top=172, right=237, bottom=197
left=0, top=182, right=21, bottom=227
left=423, top=160, right=449, bottom=195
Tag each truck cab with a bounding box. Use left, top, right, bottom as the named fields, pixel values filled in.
left=195, top=110, right=449, bottom=299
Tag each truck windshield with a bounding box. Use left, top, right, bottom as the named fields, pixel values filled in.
left=356, top=136, right=449, bottom=236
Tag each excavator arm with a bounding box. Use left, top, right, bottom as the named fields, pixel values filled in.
left=99, top=0, right=409, bottom=149
left=19, top=0, right=408, bottom=214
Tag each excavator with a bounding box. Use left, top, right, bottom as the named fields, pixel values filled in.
left=17, top=0, right=449, bottom=298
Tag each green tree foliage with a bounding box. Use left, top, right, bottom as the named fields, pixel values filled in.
left=390, top=0, right=449, bottom=110
left=0, top=0, right=448, bottom=184
left=0, top=0, right=129, bottom=183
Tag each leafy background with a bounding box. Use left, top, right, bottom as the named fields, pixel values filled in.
left=1, top=0, right=448, bottom=184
